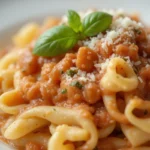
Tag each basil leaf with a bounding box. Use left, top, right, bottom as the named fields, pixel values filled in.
left=33, top=25, right=79, bottom=56
left=82, top=12, right=112, bottom=36
left=66, top=69, right=77, bottom=77
left=67, top=10, right=82, bottom=33
left=61, top=89, right=67, bottom=94
left=70, top=81, right=83, bottom=89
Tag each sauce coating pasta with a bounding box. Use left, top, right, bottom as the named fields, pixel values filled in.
left=1, top=9, right=150, bottom=150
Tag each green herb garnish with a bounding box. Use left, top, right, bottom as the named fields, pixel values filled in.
left=66, top=69, right=77, bottom=77
left=70, top=81, right=83, bottom=89
left=82, top=12, right=112, bottom=36
left=134, top=29, right=142, bottom=35
left=33, top=25, right=78, bottom=56
left=123, top=57, right=128, bottom=61
left=33, top=10, right=112, bottom=57
left=61, top=89, right=67, bottom=94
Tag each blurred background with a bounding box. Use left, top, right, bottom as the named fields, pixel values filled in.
left=0, top=0, right=150, bottom=48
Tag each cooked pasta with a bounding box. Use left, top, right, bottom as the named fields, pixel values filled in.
left=1, top=9, right=150, bottom=150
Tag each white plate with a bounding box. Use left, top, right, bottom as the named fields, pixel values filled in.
left=0, top=0, right=150, bottom=49
left=0, top=0, right=150, bottom=149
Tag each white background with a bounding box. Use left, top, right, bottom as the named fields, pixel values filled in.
left=0, top=0, right=150, bottom=48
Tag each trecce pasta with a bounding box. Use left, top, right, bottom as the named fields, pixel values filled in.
left=2, top=106, right=98, bottom=150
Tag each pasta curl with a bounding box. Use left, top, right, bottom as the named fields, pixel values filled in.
left=121, top=124, right=150, bottom=147
left=49, top=124, right=89, bottom=150
left=3, top=106, right=98, bottom=150
left=100, top=57, right=138, bottom=92
left=125, top=98, right=150, bottom=133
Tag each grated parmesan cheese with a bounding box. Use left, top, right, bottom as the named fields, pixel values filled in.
left=87, top=73, right=96, bottom=81
left=145, top=64, right=150, bottom=68
left=134, top=61, right=141, bottom=66
left=100, top=30, right=119, bottom=51
left=101, top=41, right=108, bottom=52
left=100, top=59, right=110, bottom=70
left=83, top=37, right=100, bottom=50
left=63, top=66, right=97, bottom=83
left=88, top=38, right=99, bottom=50
left=122, top=17, right=135, bottom=28
left=112, top=17, right=143, bottom=30
left=77, top=70, right=86, bottom=77
left=78, top=77, right=87, bottom=82
left=70, top=67, right=77, bottom=70
left=72, top=59, right=76, bottom=63
left=138, top=77, right=143, bottom=83
left=143, top=51, right=147, bottom=57
left=94, top=63, right=101, bottom=68
left=107, top=30, right=119, bottom=40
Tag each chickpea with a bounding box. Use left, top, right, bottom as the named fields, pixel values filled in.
left=50, top=53, right=76, bottom=83
left=83, top=82, right=101, bottom=104
left=76, top=47, right=98, bottom=72
left=115, top=44, right=139, bottom=61
left=60, top=79, right=84, bottom=104
left=41, top=62, right=56, bottom=81
left=20, top=76, right=41, bottom=101
left=18, top=49, right=39, bottom=75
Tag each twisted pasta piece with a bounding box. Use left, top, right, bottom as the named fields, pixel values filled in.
left=121, top=124, right=150, bottom=147
left=1, top=127, right=50, bottom=148
left=0, top=89, right=26, bottom=115
left=0, top=71, right=27, bottom=115
left=125, top=98, right=150, bottom=133
left=13, top=23, right=39, bottom=47
left=0, top=51, right=20, bottom=93
left=98, top=122, right=116, bottom=139
left=103, top=94, right=128, bottom=124
left=0, top=71, right=25, bottom=114
left=0, top=51, right=18, bottom=70
left=100, top=57, right=138, bottom=124
left=3, top=106, right=98, bottom=150
left=49, top=124, right=89, bottom=141
left=0, top=70, right=15, bottom=92
left=2, top=116, right=48, bottom=139
left=49, top=124, right=89, bottom=150
left=100, top=57, right=138, bottom=92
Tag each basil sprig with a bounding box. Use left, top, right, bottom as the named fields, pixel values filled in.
left=33, top=10, right=112, bottom=57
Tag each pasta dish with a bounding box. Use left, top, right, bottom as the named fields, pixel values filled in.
left=0, top=9, right=150, bottom=150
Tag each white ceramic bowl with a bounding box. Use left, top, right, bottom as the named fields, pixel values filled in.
left=0, top=0, right=150, bottom=149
